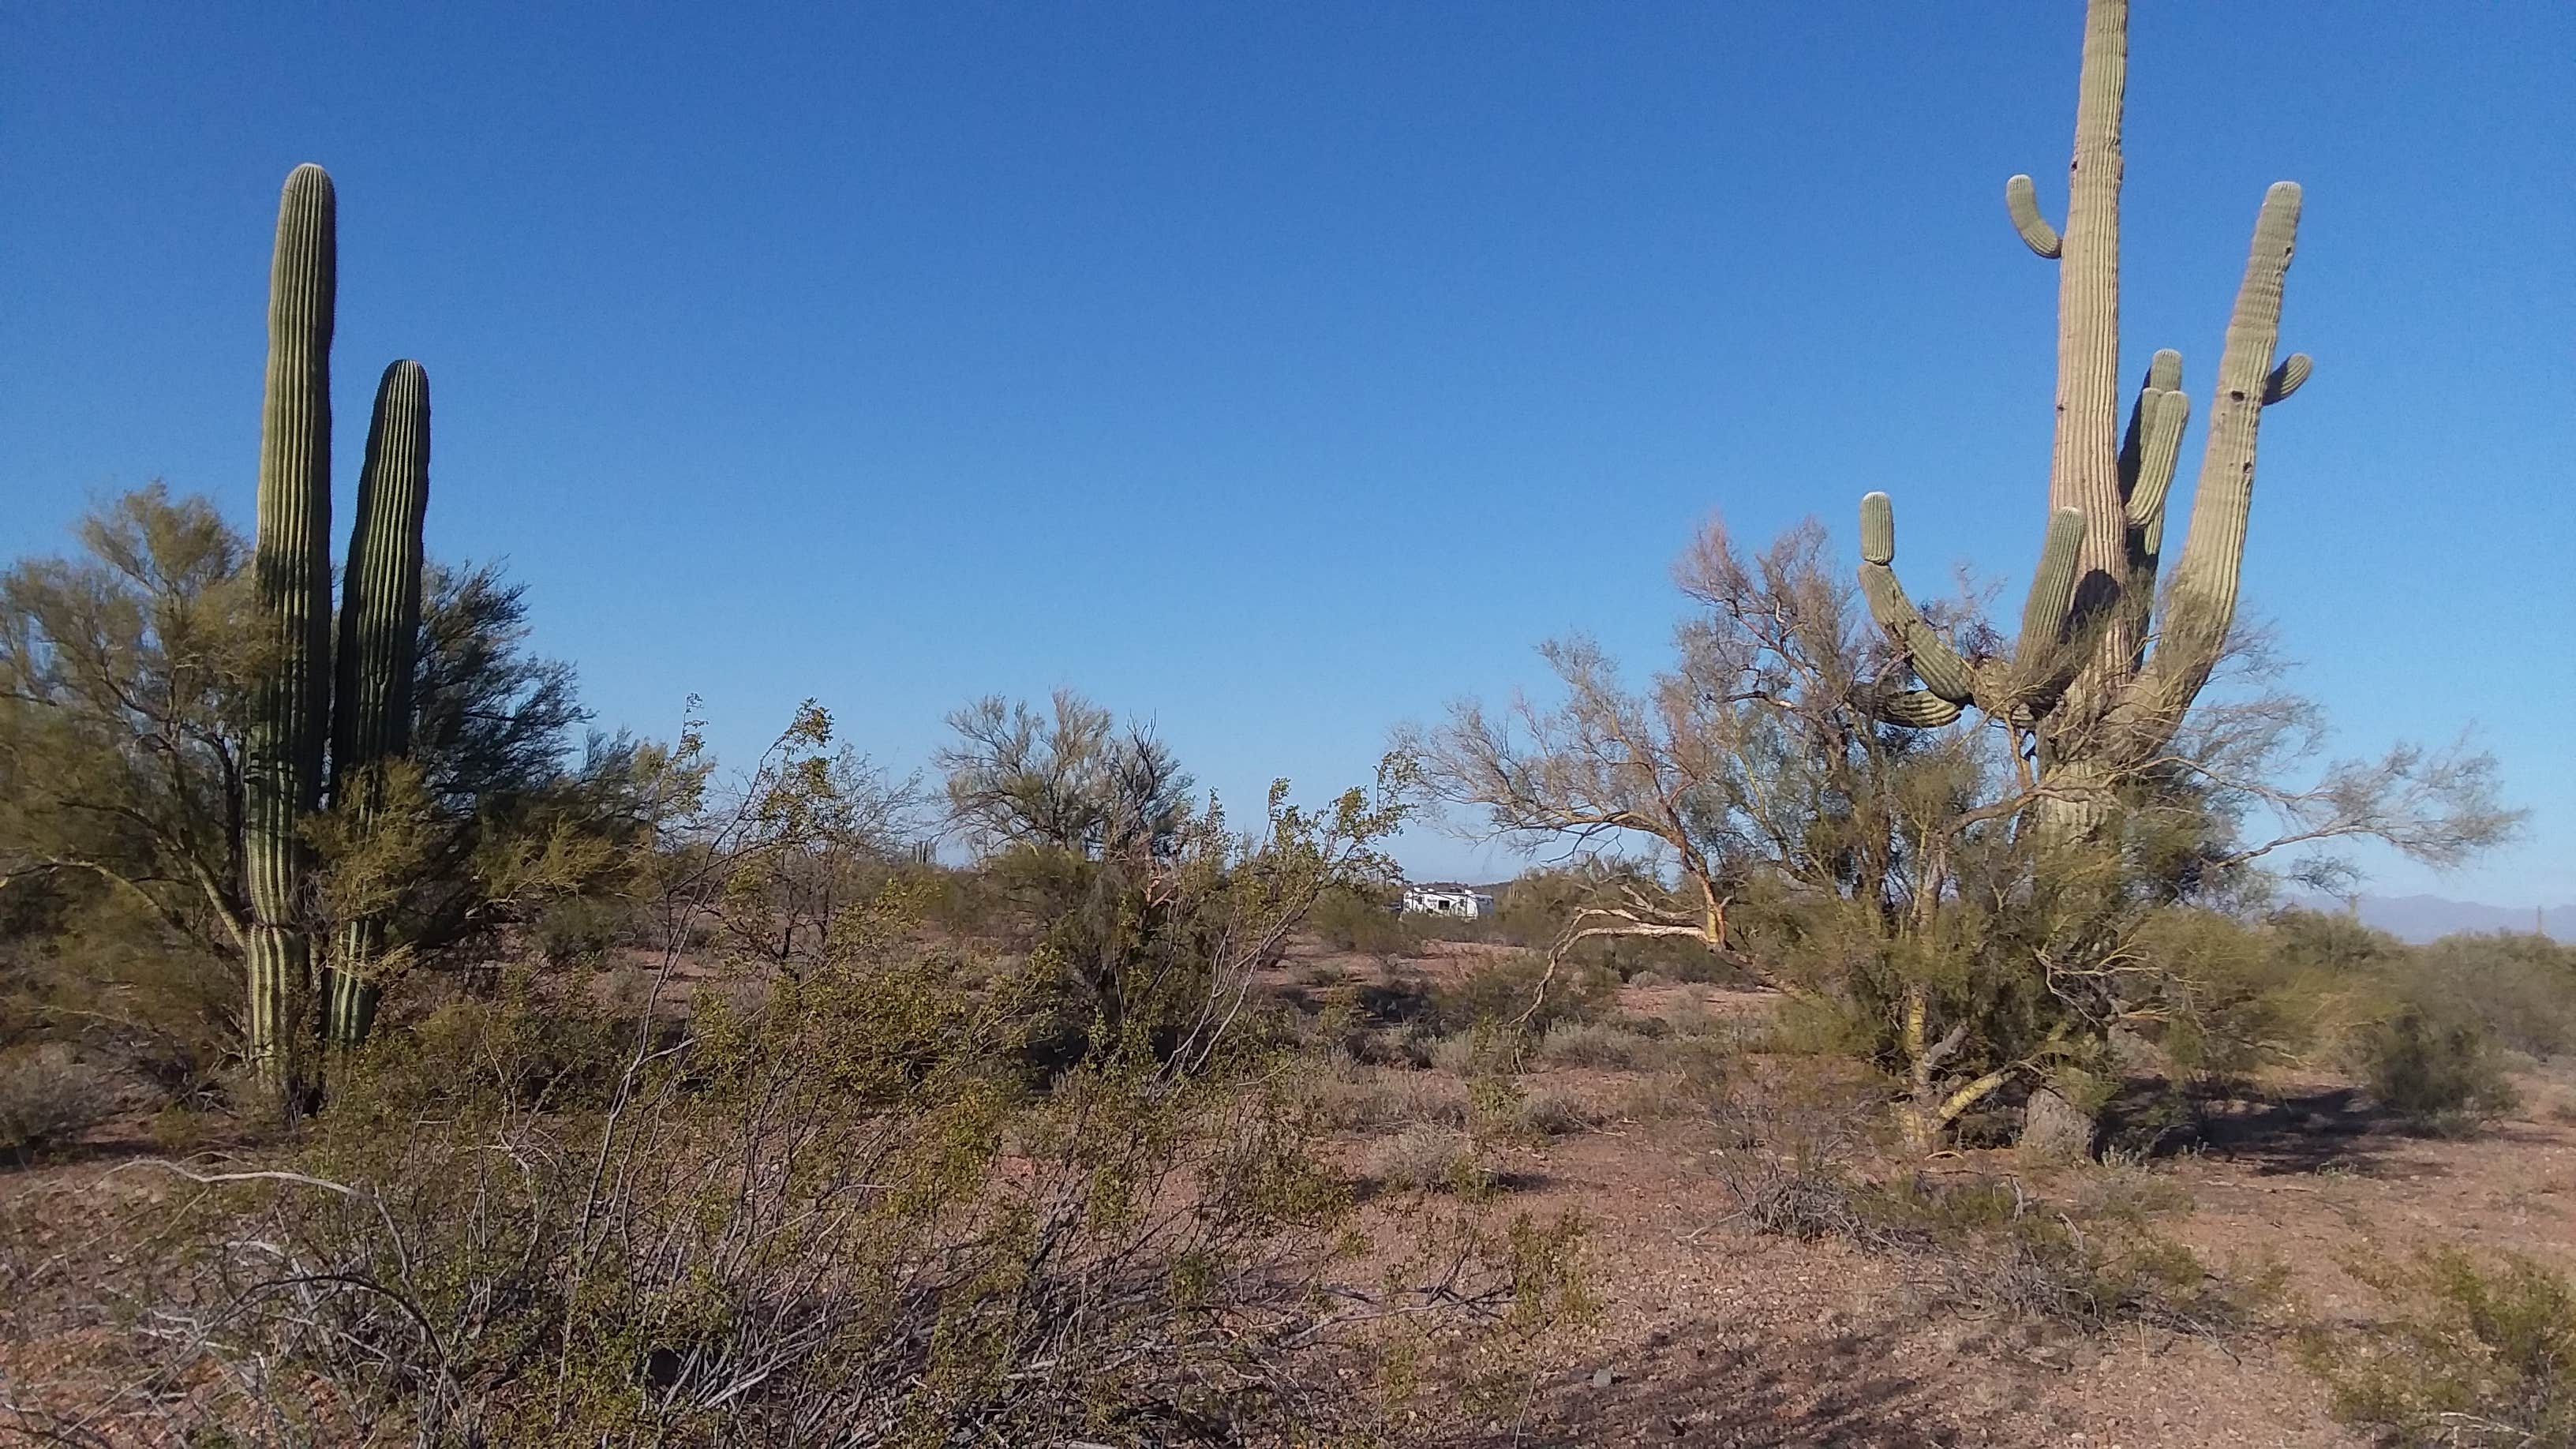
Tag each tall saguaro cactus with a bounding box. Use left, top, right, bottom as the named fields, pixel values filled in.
left=1858, top=0, right=2311, bottom=837
left=245, top=164, right=339, bottom=1103
left=324, top=360, right=432, bottom=1049
left=242, top=165, right=434, bottom=1103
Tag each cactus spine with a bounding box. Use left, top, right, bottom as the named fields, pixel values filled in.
left=242, top=166, right=432, bottom=1099
left=245, top=164, right=337, bottom=1105
left=323, top=361, right=432, bottom=1049
left=1856, top=0, right=2312, bottom=838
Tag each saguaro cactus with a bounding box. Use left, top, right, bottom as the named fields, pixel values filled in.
left=242, top=166, right=433, bottom=1100
left=323, top=360, right=432, bottom=1049
left=1857, top=0, right=2311, bottom=837
left=245, top=164, right=338, bottom=1104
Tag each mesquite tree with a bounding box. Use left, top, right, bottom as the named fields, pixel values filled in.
left=1855, top=0, right=2312, bottom=837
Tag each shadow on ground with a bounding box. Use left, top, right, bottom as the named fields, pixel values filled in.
left=1482, top=1318, right=1976, bottom=1447
left=2179, top=1085, right=2432, bottom=1178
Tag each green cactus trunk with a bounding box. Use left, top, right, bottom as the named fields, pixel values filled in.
left=2047, top=0, right=2130, bottom=665
left=322, top=360, right=432, bottom=1050
left=245, top=164, right=337, bottom=1110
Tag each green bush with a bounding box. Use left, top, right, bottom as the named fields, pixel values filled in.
left=528, top=894, right=630, bottom=968
left=1430, top=953, right=1614, bottom=1038
left=2304, top=1245, right=2576, bottom=1448
left=1308, top=884, right=1417, bottom=957
left=2405, top=932, right=2576, bottom=1060
left=1533, top=1018, right=1653, bottom=1069
left=2356, top=1011, right=2520, bottom=1135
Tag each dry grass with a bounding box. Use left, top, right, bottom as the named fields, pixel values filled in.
left=1369, top=1124, right=1490, bottom=1195
left=0, top=1046, right=114, bottom=1160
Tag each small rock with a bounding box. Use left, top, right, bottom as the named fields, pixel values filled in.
left=1589, top=1365, right=1615, bottom=1389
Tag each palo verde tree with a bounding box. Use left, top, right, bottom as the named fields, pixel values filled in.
left=936, top=689, right=1195, bottom=862
left=1855, top=0, right=2316, bottom=838
left=1408, top=518, right=2514, bottom=1148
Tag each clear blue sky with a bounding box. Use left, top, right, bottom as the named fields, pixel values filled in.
left=6, top=3, right=2569, bottom=905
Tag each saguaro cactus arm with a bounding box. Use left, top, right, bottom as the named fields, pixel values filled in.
left=2263, top=353, right=2312, bottom=404
left=2121, top=388, right=2189, bottom=534
left=329, top=360, right=431, bottom=796
left=1871, top=688, right=1965, bottom=729
left=2005, top=174, right=2062, bottom=258
left=2152, top=182, right=2304, bottom=702
left=324, top=360, right=431, bottom=1049
left=1855, top=491, right=1976, bottom=704
left=2015, top=507, right=2088, bottom=663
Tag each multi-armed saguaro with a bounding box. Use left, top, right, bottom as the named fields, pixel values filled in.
left=242, top=163, right=432, bottom=1103
left=1856, top=0, right=2309, bottom=836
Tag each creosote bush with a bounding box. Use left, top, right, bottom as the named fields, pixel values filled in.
left=2355, top=1011, right=2521, bottom=1136
left=7, top=934, right=1585, bottom=1445
left=1431, top=952, right=1615, bottom=1039
left=0, top=715, right=1589, bottom=1446
left=1706, top=1064, right=2270, bottom=1339
left=2302, top=1245, right=2576, bottom=1448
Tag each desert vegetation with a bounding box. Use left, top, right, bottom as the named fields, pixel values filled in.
left=5, top=1, right=2567, bottom=1445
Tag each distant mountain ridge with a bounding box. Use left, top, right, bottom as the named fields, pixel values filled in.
left=2286, top=893, right=2571, bottom=944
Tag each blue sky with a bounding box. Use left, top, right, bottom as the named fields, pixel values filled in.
left=6, top=3, right=2569, bottom=905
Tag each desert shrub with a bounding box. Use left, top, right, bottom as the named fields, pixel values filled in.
left=1968, top=1213, right=2269, bottom=1335
left=1312, top=1067, right=1397, bottom=1132
left=4, top=947, right=1583, bottom=1445
left=2403, top=931, right=2576, bottom=1061
left=332, top=974, right=640, bottom=1121
left=1710, top=1062, right=2265, bottom=1339
left=1706, top=1071, right=1885, bottom=1238
left=0, top=745, right=1600, bottom=1445
left=1733, top=1162, right=2269, bottom=1336
left=1755, top=990, right=1875, bottom=1058
left=0, top=1043, right=114, bottom=1159
left=2071, top=1157, right=2199, bottom=1220
left=1426, top=1027, right=1516, bottom=1077
left=0, top=889, right=239, bottom=1103
left=1534, top=1018, right=1653, bottom=1069
left=2131, top=907, right=2358, bottom=1079
left=1309, top=1055, right=1469, bottom=1133
left=1608, top=1024, right=1738, bottom=1121
left=1370, top=1123, right=1490, bottom=1195
left=529, top=893, right=631, bottom=967
left=1309, top=884, right=1417, bottom=957
left=2096, top=1077, right=2202, bottom=1159
left=1508, top=1087, right=1597, bottom=1139
left=2356, top=1010, right=2521, bottom=1135
left=1431, top=953, right=1614, bottom=1038
left=2304, top=1245, right=2576, bottom=1448
left=1877, top=1175, right=2275, bottom=1336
